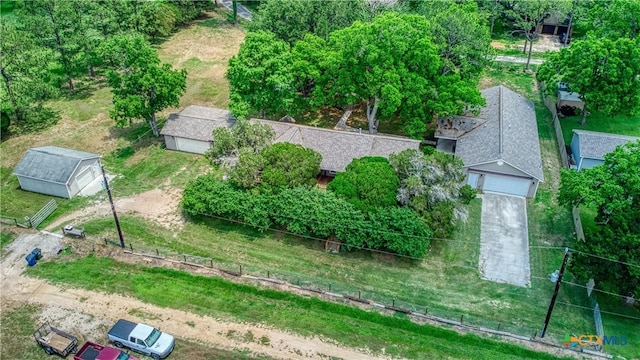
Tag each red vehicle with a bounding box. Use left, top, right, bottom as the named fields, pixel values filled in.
left=74, top=341, right=138, bottom=360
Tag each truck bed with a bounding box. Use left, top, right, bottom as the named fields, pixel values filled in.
left=108, top=319, right=137, bottom=341
left=76, top=346, right=100, bottom=360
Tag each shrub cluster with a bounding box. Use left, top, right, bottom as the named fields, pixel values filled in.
left=182, top=175, right=432, bottom=257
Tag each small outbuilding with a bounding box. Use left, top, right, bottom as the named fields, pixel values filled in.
left=13, top=146, right=101, bottom=198
left=435, top=86, right=544, bottom=198
left=570, top=130, right=639, bottom=170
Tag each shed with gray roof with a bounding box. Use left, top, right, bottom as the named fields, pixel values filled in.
left=570, top=130, right=639, bottom=170
left=160, top=106, right=420, bottom=175
left=13, top=146, right=101, bottom=198
left=435, top=85, right=544, bottom=198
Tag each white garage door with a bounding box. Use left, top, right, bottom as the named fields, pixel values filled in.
left=176, top=137, right=210, bottom=154
left=482, top=174, right=531, bottom=197
left=75, top=167, right=94, bottom=189
left=467, top=172, right=480, bottom=187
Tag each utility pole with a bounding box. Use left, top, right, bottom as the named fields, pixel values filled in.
left=101, top=163, right=125, bottom=248
left=540, top=247, right=570, bottom=338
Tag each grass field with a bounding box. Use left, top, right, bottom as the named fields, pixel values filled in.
left=0, top=300, right=273, bottom=360
left=2, top=11, right=638, bottom=360
left=27, top=256, right=569, bottom=360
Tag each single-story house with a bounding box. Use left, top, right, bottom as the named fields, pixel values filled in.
left=570, top=130, right=639, bottom=170
left=160, top=106, right=421, bottom=175
left=435, top=85, right=544, bottom=198
left=13, top=146, right=102, bottom=198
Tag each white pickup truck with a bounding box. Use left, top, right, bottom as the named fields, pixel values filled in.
left=107, top=319, right=175, bottom=360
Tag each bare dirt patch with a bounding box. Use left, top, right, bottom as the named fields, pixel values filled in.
left=46, top=187, right=185, bottom=231
left=1, top=233, right=387, bottom=360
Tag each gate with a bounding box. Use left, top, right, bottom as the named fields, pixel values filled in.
left=26, top=199, right=57, bottom=229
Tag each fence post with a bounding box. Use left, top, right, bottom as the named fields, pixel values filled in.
left=267, top=271, right=270, bottom=278
left=358, top=290, right=361, bottom=299
left=210, top=259, right=213, bottom=268
left=183, top=255, right=186, bottom=262
left=129, top=243, right=133, bottom=251
left=497, top=323, right=501, bottom=331
left=460, top=315, right=464, bottom=324
left=328, top=283, right=331, bottom=291
left=239, top=265, right=242, bottom=275
left=392, top=299, right=395, bottom=307
left=425, top=307, right=428, bottom=315
left=156, top=249, right=159, bottom=256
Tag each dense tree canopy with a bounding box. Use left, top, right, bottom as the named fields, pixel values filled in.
left=0, top=22, right=58, bottom=129
left=249, top=0, right=367, bottom=47
left=537, top=36, right=640, bottom=123
left=314, top=12, right=484, bottom=138
left=399, top=0, right=492, bottom=78
left=328, top=157, right=399, bottom=213
left=227, top=31, right=295, bottom=120
left=260, top=142, right=322, bottom=190
left=559, top=141, right=640, bottom=298
left=576, top=0, right=640, bottom=40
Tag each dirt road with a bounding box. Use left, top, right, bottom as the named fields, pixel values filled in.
left=1, top=232, right=386, bottom=360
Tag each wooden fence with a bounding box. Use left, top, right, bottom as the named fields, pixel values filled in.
left=544, top=96, right=570, bottom=169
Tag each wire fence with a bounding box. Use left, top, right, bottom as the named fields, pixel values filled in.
left=112, top=240, right=561, bottom=346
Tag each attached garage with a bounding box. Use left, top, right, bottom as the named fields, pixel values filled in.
left=481, top=173, right=532, bottom=197
left=437, top=86, right=544, bottom=198
left=13, top=146, right=101, bottom=198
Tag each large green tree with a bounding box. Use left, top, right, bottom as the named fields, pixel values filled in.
left=315, top=12, right=484, bottom=138
left=249, top=0, right=367, bottom=47
left=399, top=0, right=492, bottom=79
left=100, top=34, right=187, bottom=136
left=226, top=31, right=295, bottom=120
left=537, top=36, right=640, bottom=124
left=559, top=141, right=640, bottom=298
left=328, top=157, right=399, bottom=213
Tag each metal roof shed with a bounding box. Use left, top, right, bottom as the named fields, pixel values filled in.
left=13, top=146, right=101, bottom=198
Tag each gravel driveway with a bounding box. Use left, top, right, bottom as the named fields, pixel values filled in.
left=478, top=193, right=531, bottom=287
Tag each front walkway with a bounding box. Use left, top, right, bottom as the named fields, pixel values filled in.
left=478, top=193, right=531, bottom=287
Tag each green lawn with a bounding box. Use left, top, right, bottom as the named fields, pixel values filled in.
left=27, top=256, right=569, bottom=360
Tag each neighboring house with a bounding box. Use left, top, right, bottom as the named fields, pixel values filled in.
left=537, top=14, right=572, bottom=43
left=435, top=85, right=544, bottom=198
left=160, top=106, right=420, bottom=175
left=13, top=146, right=101, bottom=198
left=570, top=130, right=639, bottom=170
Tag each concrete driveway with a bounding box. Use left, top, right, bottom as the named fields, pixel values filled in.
left=478, top=193, right=531, bottom=287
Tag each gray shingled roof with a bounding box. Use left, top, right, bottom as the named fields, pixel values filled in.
left=160, top=106, right=420, bottom=173
left=454, top=86, right=544, bottom=181
left=160, top=106, right=234, bottom=141
left=13, top=146, right=100, bottom=184
left=573, top=130, right=639, bottom=160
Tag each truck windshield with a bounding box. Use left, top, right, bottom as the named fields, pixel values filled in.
left=116, top=353, right=130, bottom=360
left=145, top=329, right=162, bottom=346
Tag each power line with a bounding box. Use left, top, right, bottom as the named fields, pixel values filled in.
left=568, top=248, right=640, bottom=270
left=556, top=302, right=640, bottom=321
